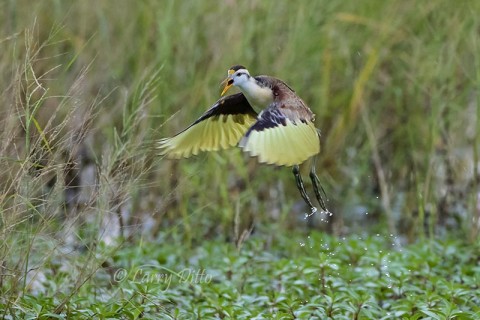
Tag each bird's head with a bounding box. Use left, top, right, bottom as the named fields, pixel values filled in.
left=221, top=65, right=251, bottom=96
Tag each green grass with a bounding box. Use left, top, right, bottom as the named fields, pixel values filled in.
left=0, top=0, right=479, bottom=318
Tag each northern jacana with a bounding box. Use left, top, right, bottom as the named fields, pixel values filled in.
left=158, top=65, right=327, bottom=212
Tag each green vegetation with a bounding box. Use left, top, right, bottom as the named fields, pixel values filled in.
left=0, top=0, right=479, bottom=318
left=4, top=233, right=480, bottom=319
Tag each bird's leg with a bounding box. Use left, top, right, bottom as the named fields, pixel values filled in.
left=293, top=165, right=316, bottom=213
left=309, top=157, right=328, bottom=211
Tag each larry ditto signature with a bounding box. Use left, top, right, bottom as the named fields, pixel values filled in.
left=112, top=265, right=213, bottom=291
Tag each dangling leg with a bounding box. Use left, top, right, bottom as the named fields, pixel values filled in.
left=309, top=156, right=328, bottom=211
left=293, top=164, right=316, bottom=212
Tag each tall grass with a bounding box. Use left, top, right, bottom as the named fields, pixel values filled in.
left=0, top=0, right=479, bottom=309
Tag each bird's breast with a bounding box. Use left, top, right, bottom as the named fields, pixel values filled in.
left=239, top=82, right=274, bottom=111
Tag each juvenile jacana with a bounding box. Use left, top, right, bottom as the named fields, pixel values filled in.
left=158, top=65, right=327, bottom=212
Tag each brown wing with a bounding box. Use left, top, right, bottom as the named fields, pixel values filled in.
left=239, top=102, right=320, bottom=167
left=158, top=93, right=258, bottom=159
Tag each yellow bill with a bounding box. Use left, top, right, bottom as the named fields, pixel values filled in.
left=221, top=78, right=234, bottom=96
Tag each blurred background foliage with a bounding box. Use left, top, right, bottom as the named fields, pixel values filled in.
left=0, top=0, right=479, bottom=249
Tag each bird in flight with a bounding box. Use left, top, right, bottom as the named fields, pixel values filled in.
left=158, top=65, right=327, bottom=212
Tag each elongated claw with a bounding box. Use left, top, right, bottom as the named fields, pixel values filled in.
left=293, top=165, right=316, bottom=212
left=309, top=165, right=327, bottom=211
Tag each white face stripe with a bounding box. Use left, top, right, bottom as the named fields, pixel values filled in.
left=232, top=68, right=250, bottom=76
left=227, top=68, right=250, bottom=77
left=232, top=69, right=250, bottom=85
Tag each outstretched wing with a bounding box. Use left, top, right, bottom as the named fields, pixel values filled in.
left=159, top=93, right=258, bottom=159
left=239, top=103, right=320, bottom=167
